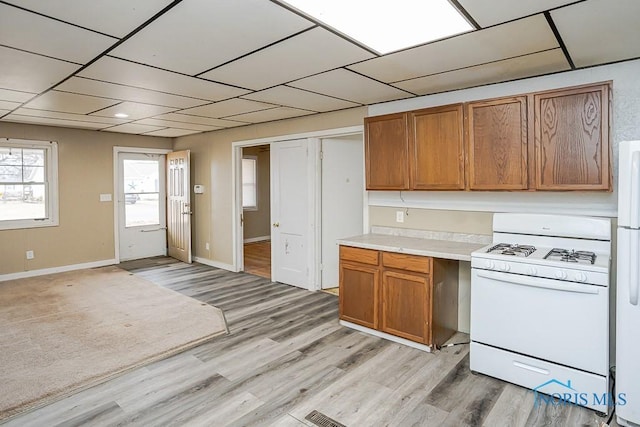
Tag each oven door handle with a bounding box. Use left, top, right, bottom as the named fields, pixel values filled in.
left=476, top=270, right=600, bottom=295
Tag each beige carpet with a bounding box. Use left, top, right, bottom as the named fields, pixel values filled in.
left=0, top=266, right=228, bottom=421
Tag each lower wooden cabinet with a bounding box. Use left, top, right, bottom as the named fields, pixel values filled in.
left=339, top=245, right=459, bottom=348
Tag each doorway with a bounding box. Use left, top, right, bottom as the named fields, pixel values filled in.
left=116, top=151, right=167, bottom=261
left=232, top=126, right=366, bottom=291
left=242, top=145, right=271, bottom=279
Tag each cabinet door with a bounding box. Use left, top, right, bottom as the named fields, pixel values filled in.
left=409, top=104, right=464, bottom=190
left=339, top=262, right=380, bottom=329
left=534, top=83, right=611, bottom=190
left=381, top=270, right=431, bottom=344
left=468, top=96, right=528, bottom=190
left=365, top=113, right=409, bottom=190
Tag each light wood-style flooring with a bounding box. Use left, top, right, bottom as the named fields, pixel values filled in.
left=244, top=240, right=271, bottom=279
left=5, top=257, right=616, bottom=427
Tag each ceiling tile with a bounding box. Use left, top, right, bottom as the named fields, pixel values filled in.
left=200, top=27, right=375, bottom=90
left=142, top=128, right=203, bottom=138
left=11, top=108, right=128, bottom=125
left=457, top=0, right=576, bottom=27
left=0, top=46, right=80, bottom=93
left=79, top=56, right=249, bottom=101
left=111, top=0, right=314, bottom=75
left=102, top=123, right=164, bottom=134
left=0, top=100, right=21, bottom=111
left=348, top=15, right=558, bottom=83
left=179, top=99, right=275, bottom=119
left=22, top=91, right=119, bottom=114
left=90, top=102, right=176, bottom=121
left=551, top=0, right=640, bottom=68
left=243, top=86, right=358, bottom=112
left=2, top=114, right=108, bottom=129
left=0, top=4, right=116, bottom=64
left=393, top=49, right=570, bottom=95
left=152, top=113, right=246, bottom=128
left=0, top=88, right=36, bottom=103
left=133, top=118, right=219, bottom=132
left=289, top=69, right=413, bottom=104
left=3, top=0, right=174, bottom=38
left=226, top=107, right=314, bottom=123
left=55, top=77, right=209, bottom=109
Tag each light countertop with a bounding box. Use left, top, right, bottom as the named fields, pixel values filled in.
left=337, top=234, right=488, bottom=261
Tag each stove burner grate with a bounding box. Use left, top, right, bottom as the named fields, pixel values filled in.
left=486, top=243, right=536, bottom=257
left=544, top=248, right=596, bottom=264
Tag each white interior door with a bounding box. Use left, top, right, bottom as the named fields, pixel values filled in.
left=118, top=152, right=166, bottom=261
left=321, top=135, right=364, bottom=289
left=271, top=139, right=310, bottom=288
left=167, top=150, right=191, bottom=263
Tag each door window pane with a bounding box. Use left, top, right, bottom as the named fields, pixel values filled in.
left=123, top=159, right=160, bottom=227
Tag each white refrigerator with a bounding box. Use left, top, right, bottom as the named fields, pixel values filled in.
left=617, top=140, right=640, bottom=426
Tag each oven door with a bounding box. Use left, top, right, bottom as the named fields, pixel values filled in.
left=470, top=268, right=609, bottom=375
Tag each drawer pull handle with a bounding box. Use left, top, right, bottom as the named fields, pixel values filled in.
left=513, top=361, right=549, bottom=375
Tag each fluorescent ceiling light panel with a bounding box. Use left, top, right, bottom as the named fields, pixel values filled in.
left=282, top=0, right=473, bottom=54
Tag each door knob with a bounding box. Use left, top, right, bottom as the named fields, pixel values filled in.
left=272, top=222, right=280, bottom=227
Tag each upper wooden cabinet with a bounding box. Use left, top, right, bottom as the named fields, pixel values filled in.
left=365, top=112, right=410, bottom=190
left=467, top=96, right=529, bottom=190
left=409, top=104, right=465, bottom=190
left=364, top=81, right=612, bottom=192
left=534, top=83, right=611, bottom=190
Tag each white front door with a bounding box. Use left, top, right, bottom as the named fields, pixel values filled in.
left=321, top=135, right=364, bottom=289
left=118, top=152, right=167, bottom=261
left=271, top=139, right=310, bottom=288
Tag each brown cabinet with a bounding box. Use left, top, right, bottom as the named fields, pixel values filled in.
left=364, top=112, right=410, bottom=190
left=409, top=104, right=465, bottom=190
left=339, top=246, right=458, bottom=348
left=534, top=83, right=611, bottom=190
left=364, top=82, right=612, bottom=192
left=467, top=96, right=529, bottom=190
left=339, top=246, right=380, bottom=329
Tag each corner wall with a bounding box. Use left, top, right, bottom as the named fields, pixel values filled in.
left=0, top=122, right=172, bottom=275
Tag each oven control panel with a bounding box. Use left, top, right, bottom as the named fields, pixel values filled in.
left=471, top=257, right=609, bottom=287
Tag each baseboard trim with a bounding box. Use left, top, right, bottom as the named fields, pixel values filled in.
left=243, top=236, right=271, bottom=244
left=339, top=320, right=432, bottom=353
left=0, top=259, right=117, bottom=282
left=193, top=257, right=237, bottom=272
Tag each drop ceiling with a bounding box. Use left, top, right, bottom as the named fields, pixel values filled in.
left=0, top=0, right=638, bottom=137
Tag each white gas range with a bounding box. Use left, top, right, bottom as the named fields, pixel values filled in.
left=470, top=213, right=611, bottom=413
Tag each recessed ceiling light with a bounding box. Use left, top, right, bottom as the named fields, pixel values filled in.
left=282, top=0, right=473, bottom=54
left=114, top=113, right=129, bottom=118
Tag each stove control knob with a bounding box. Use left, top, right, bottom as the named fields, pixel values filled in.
left=485, top=261, right=495, bottom=270
left=500, top=263, right=510, bottom=272
left=555, top=271, right=567, bottom=280
left=575, top=272, right=588, bottom=282
left=526, top=267, right=537, bottom=276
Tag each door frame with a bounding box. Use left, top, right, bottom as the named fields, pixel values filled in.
left=231, top=125, right=366, bottom=290
left=113, top=146, right=172, bottom=263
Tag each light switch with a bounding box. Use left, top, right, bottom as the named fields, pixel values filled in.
left=100, top=193, right=112, bottom=202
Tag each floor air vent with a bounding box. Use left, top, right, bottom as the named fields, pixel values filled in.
left=305, top=410, right=346, bottom=427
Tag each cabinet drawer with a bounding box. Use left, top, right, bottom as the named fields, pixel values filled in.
left=340, top=246, right=379, bottom=265
left=382, top=252, right=431, bottom=274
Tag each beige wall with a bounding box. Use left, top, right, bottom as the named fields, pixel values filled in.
left=174, top=107, right=367, bottom=266
left=369, top=207, right=493, bottom=235
left=242, top=145, right=270, bottom=241
left=0, top=122, right=172, bottom=275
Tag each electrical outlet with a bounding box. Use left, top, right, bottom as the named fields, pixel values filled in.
left=26, top=250, right=34, bottom=260
left=396, top=210, right=404, bottom=223
left=205, top=242, right=210, bottom=250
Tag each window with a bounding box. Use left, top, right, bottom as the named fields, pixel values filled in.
left=0, top=139, right=58, bottom=230
left=242, top=156, right=257, bottom=210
